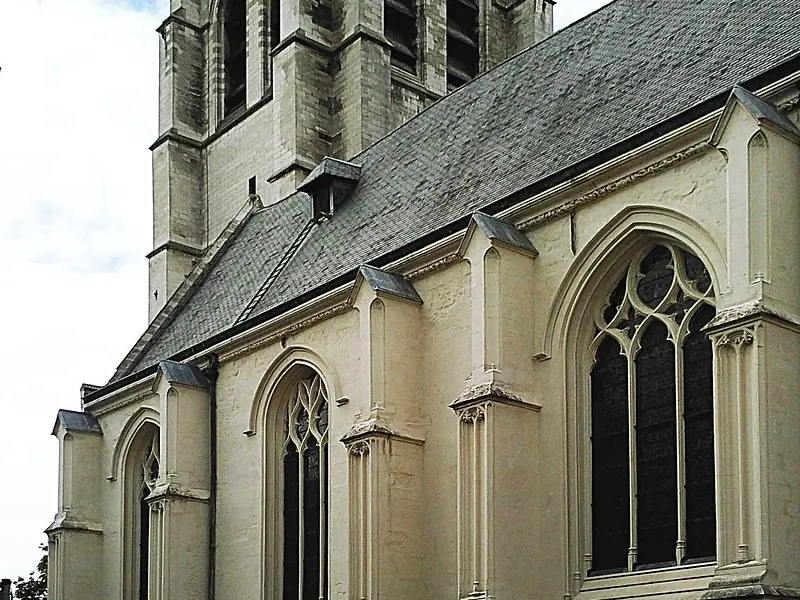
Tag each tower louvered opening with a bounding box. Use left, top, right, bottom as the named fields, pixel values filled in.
left=223, top=0, right=247, bottom=116
left=446, top=0, right=479, bottom=90
left=385, top=0, right=418, bottom=74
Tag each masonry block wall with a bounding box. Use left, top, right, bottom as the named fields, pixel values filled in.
left=147, top=0, right=553, bottom=320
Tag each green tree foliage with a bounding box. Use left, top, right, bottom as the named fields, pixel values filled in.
left=14, top=544, right=47, bottom=600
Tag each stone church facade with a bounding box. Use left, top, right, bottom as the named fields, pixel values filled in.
left=48, top=0, right=800, bottom=599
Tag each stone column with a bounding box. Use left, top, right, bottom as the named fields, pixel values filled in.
left=147, top=361, right=212, bottom=600
left=46, top=410, right=104, bottom=600
left=704, top=88, right=800, bottom=596
left=342, top=266, right=425, bottom=599
left=149, top=3, right=207, bottom=320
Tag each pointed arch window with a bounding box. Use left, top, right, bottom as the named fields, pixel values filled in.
left=138, top=435, right=160, bottom=600
left=589, top=244, right=716, bottom=573
left=223, top=0, right=247, bottom=116
left=282, top=373, right=329, bottom=600
left=123, top=424, right=160, bottom=600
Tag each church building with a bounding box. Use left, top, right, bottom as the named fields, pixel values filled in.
left=47, top=0, right=800, bottom=598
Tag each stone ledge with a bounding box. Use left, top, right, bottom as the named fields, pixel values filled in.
left=449, top=381, right=541, bottom=413
left=46, top=514, right=103, bottom=535
left=702, top=585, right=800, bottom=599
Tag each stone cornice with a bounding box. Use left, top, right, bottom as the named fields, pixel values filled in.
left=449, top=381, right=541, bottom=413
left=706, top=301, right=800, bottom=334
left=46, top=514, right=103, bottom=535
left=340, top=418, right=425, bottom=447
left=518, top=142, right=709, bottom=232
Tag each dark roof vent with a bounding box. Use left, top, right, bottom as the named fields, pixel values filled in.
left=298, top=157, right=361, bottom=221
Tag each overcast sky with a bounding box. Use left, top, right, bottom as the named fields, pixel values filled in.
left=0, top=0, right=613, bottom=582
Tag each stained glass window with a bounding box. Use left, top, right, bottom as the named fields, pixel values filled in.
left=139, top=435, right=159, bottom=600
left=283, top=374, right=329, bottom=600
left=589, top=244, right=716, bottom=573
left=591, top=337, right=629, bottom=571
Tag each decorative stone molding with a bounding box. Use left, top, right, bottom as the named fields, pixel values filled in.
left=518, top=142, right=709, bottom=232
left=220, top=302, right=351, bottom=364
left=707, top=300, right=800, bottom=332
left=449, top=381, right=540, bottom=413
left=340, top=418, right=424, bottom=447
left=459, top=406, right=486, bottom=423
left=701, top=584, right=800, bottom=600
left=404, top=253, right=462, bottom=280
left=91, top=390, right=157, bottom=417
left=715, top=328, right=756, bottom=348
left=778, top=93, right=800, bottom=114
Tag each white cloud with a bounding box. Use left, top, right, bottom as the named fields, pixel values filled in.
left=0, top=0, right=164, bottom=580
left=0, top=0, right=610, bottom=583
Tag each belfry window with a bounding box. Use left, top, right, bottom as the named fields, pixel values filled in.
left=283, top=374, right=329, bottom=600
left=270, top=0, right=281, bottom=53
left=590, top=244, right=716, bottom=573
left=223, top=0, right=247, bottom=116
left=137, top=433, right=160, bottom=600
left=446, top=0, right=479, bottom=90
left=384, top=0, right=418, bottom=74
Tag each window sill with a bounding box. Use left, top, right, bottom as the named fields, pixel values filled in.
left=580, top=562, right=716, bottom=600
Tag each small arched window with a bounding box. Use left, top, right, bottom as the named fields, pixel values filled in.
left=223, top=0, right=247, bottom=116
left=123, top=424, right=160, bottom=600
left=589, top=244, right=716, bottom=573
left=282, top=372, right=329, bottom=600
left=138, top=435, right=160, bottom=600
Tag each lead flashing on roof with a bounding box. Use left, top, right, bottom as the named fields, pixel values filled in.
left=710, top=86, right=800, bottom=146
left=459, top=211, right=539, bottom=257
left=155, top=360, right=210, bottom=390
left=299, top=157, right=362, bottom=221
left=349, top=265, right=423, bottom=305
left=52, top=409, right=103, bottom=436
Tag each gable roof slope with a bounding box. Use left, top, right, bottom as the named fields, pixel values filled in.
left=112, top=0, right=800, bottom=385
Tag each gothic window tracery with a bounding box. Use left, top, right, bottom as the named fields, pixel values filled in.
left=589, top=244, right=716, bottom=573
left=282, top=373, right=329, bottom=600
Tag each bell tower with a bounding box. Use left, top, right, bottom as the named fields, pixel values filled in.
left=147, top=0, right=554, bottom=320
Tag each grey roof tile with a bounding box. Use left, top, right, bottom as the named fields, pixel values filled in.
left=52, top=410, right=103, bottom=436
left=356, top=265, right=423, bottom=304
left=157, top=360, right=209, bottom=389
left=116, top=0, right=800, bottom=381
left=469, top=212, right=538, bottom=256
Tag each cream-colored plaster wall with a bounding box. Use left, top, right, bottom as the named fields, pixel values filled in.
left=416, top=260, right=472, bottom=599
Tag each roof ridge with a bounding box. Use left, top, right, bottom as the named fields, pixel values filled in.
left=236, top=216, right=317, bottom=324
left=110, top=198, right=260, bottom=382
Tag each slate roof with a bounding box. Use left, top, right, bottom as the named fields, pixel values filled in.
left=108, top=0, right=800, bottom=386
left=52, top=409, right=103, bottom=435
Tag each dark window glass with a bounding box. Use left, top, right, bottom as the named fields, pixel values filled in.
left=603, top=278, right=626, bottom=325
left=223, top=0, right=247, bottom=116
left=303, top=442, right=321, bottom=600
left=283, top=443, right=300, bottom=600
left=637, top=246, right=674, bottom=309
left=139, top=493, right=150, bottom=600
left=591, top=336, right=630, bottom=572
left=635, top=321, right=677, bottom=566
left=683, top=304, right=716, bottom=560
left=283, top=375, right=329, bottom=600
